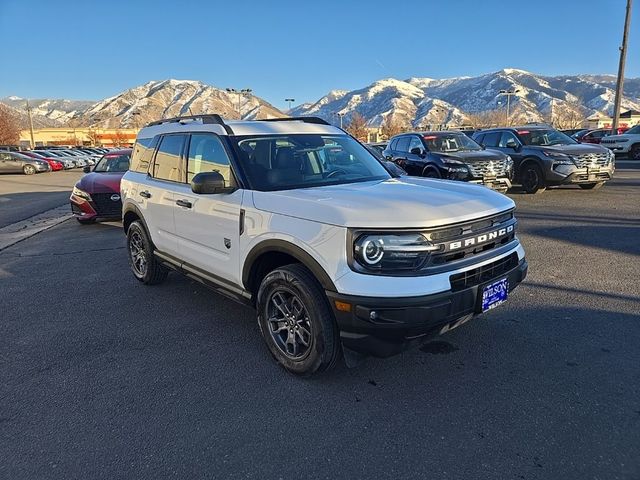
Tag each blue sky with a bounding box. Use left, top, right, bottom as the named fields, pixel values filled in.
left=0, top=0, right=638, bottom=109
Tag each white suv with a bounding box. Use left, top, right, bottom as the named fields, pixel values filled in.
left=121, top=115, right=528, bottom=375
left=600, top=124, right=640, bottom=159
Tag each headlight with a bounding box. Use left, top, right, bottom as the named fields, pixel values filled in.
left=441, top=157, right=464, bottom=165
left=542, top=150, right=574, bottom=165
left=607, top=150, right=615, bottom=164
left=72, top=186, right=92, bottom=201
left=353, top=233, right=439, bottom=272
left=505, top=155, right=513, bottom=168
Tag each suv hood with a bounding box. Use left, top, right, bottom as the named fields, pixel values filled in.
left=77, top=172, right=124, bottom=193
left=604, top=134, right=636, bottom=141
left=251, top=178, right=514, bottom=229
left=435, top=149, right=507, bottom=163
left=527, top=143, right=606, bottom=155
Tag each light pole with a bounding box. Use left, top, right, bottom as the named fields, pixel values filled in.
left=226, top=88, right=252, bottom=119
left=612, top=0, right=633, bottom=134
left=337, top=112, right=345, bottom=129
left=25, top=100, right=35, bottom=148
left=498, top=89, right=520, bottom=125
left=285, top=98, right=295, bottom=112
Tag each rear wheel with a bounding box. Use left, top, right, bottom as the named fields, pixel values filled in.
left=520, top=163, right=546, bottom=194
left=23, top=165, right=36, bottom=175
left=630, top=144, right=640, bottom=160
left=126, top=221, right=168, bottom=285
left=579, top=182, right=604, bottom=190
left=256, top=264, right=340, bottom=375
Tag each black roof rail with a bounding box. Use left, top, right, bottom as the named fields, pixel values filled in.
left=146, top=114, right=234, bottom=134
left=259, top=116, right=331, bottom=126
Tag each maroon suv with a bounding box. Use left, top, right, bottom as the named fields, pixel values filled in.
left=70, top=149, right=131, bottom=224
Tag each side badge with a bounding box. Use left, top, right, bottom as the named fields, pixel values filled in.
left=224, top=238, right=231, bottom=249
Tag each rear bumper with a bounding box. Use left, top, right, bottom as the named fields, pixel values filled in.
left=327, top=257, right=527, bottom=358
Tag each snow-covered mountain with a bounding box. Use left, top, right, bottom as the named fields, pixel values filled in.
left=69, top=79, right=285, bottom=128
left=291, top=68, right=640, bottom=127
left=0, top=96, right=94, bottom=126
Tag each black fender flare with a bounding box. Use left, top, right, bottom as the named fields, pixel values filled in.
left=242, top=239, right=337, bottom=292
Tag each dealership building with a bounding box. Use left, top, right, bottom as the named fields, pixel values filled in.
left=19, top=127, right=138, bottom=148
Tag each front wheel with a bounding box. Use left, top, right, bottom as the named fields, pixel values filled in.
left=256, top=264, right=340, bottom=375
left=23, top=165, right=36, bottom=175
left=126, top=221, right=168, bottom=285
left=630, top=145, right=640, bottom=160
left=579, top=182, right=604, bottom=190
left=520, top=163, right=546, bottom=194
left=422, top=167, right=441, bottom=178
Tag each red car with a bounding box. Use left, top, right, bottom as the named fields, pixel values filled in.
left=20, top=150, right=65, bottom=171
left=70, top=149, right=131, bottom=224
left=578, top=127, right=629, bottom=144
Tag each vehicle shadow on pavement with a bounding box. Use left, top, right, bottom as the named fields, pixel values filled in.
left=524, top=225, right=640, bottom=257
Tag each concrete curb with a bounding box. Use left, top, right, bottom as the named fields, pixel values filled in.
left=0, top=205, right=73, bottom=251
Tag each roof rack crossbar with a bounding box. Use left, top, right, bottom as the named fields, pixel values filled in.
left=260, top=116, right=331, bottom=126
left=146, top=114, right=234, bottom=134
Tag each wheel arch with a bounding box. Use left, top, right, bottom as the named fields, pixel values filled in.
left=242, top=240, right=337, bottom=297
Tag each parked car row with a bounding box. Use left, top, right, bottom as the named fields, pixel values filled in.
left=377, top=124, right=615, bottom=194
left=0, top=146, right=123, bottom=174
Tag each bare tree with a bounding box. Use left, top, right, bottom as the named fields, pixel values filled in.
left=345, top=112, right=368, bottom=141
left=0, top=104, right=22, bottom=145
left=111, top=129, right=129, bottom=147
left=547, top=100, right=587, bottom=130
left=87, top=128, right=101, bottom=146
left=465, top=109, right=505, bottom=129
left=380, top=115, right=407, bottom=140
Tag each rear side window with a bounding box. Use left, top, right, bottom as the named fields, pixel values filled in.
left=152, top=135, right=186, bottom=182
left=482, top=132, right=501, bottom=147
left=396, top=137, right=410, bottom=152
left=187, top=133, right=232, bottom=184
left=130, top=137, right=158, bottom=173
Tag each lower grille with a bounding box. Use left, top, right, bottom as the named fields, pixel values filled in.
left=467, top=159, right=509, bottom=177
left=573, top=152, right=609, bottom=168
left=91, top=193, right=122, bottom=217
left=449, top=253, right=519, bottom=291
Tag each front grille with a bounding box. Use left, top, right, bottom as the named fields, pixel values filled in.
left=449, top=253, right=519, bottom=291
left=424, top=211, right=517, bottom=266
left=467, top=159, right=509, bottom=177
left=600, top=139, right=619, bottom=145
left=572, top=152, right=609, bottom=168
left=91, top=193, right=122, bottom=217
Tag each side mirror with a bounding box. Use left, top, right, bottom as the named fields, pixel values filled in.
left=505, top=140, right=519, bottom=151
left=191, top=171, right=234, bottom=194
left=410, top=147, right=425, bottom=157
left=83, top=166, right=91, bottom=173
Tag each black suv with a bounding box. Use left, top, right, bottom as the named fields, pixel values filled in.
left=382, top=131, right=513, bottom=193
left=472, top=126, right=615, bottom=193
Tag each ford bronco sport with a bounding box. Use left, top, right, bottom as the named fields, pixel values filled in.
left=121, top=115, right=527, bottom=375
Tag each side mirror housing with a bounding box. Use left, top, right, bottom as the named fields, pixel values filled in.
left=82, top=166, right=91, bottom=173
left=506, top=141, right=520, bottom=151
left=410, top=147, right=425, bottom=157
left=191, top=171, right=235, bottom=194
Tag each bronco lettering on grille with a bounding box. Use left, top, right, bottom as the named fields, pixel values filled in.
left=446, top=224, right=514, bottom=251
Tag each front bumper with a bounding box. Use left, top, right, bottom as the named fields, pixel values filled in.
left=548, top=164, right=614, bottom=185
left=469, top=176, right=512, bottom=192
left=327, top=256, right=528, bottom=358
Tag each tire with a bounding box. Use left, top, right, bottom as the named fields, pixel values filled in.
left=126, top=221, right=168, bottom=285
left=630, top=144, right=640, bottom=160
left=520, top=163, right=546, bottom=194
left=23, top=165, right=36, bottom=175
left=422, top=167, right=441, bottom=178
left=256, top=263, right=340, bottom=375
left=76, top=217, right=95, bottom=225
left=579, top=182, right=604, bottom=190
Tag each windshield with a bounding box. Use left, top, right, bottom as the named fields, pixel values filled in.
left=93, top=153, right=130, bottom=172
left=231, top=134, right=390, bottom=191
left=516, top=129, right=577, bottom=146
left=423, top=133, right=482, bottom=152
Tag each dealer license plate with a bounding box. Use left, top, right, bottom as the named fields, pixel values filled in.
left=481, top=277, right=509, bottom=312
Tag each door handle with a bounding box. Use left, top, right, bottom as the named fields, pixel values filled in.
left=139, top=190, right=151, bottom=198
left=176, top=199, right=192, bottom=208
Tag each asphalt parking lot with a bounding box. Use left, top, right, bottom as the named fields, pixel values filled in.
left=1, top=165, right=639, bottom=479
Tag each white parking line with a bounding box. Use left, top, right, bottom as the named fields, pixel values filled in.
left=0, top=205, right=72, bottom=251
